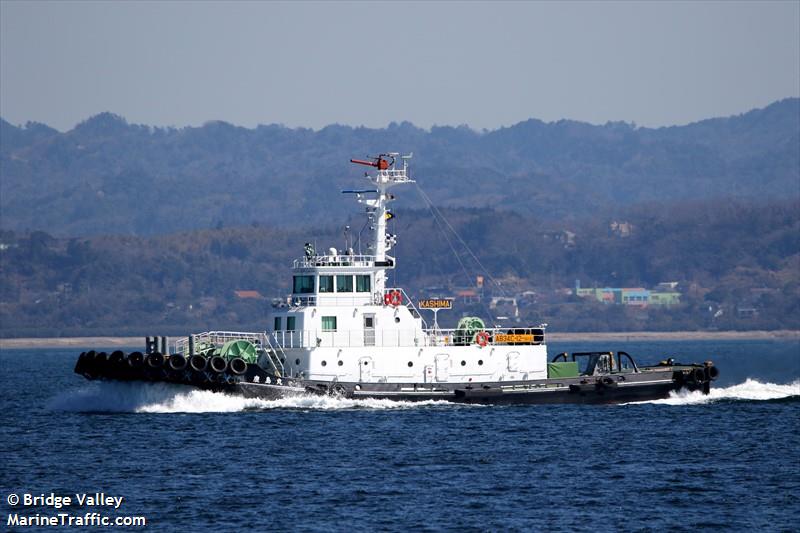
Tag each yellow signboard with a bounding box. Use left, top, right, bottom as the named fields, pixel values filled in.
left=495, top=333, right=533, bottom=344
left=418, top=298, right=453, bottom=309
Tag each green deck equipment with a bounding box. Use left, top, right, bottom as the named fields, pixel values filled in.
left=220, top=340, right=258, bottom=364
left=454, top=316, right=486, bottom=346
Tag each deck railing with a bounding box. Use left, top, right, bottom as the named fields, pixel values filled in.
left=284, top=294, right=376, bottom=307
left=293, top=254, right=379, bottom=269
left=270, top=327, right=545, bottom=350
left=175, top=331, right=269, bottom=354
left=174, top=330, right=286, bottom=375
left=277, top=288, right=427, bottom=322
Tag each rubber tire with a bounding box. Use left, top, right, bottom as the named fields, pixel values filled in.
left=77, top=350, right=95, bottom=376
left=209, top=355, right=227, bottom=373
left=228, top=357, right=247, bottom=375
left=74, top=351, right=88, bottom=374
left=128, top=352, right=144, bottom=368
left=82, top=350, right=98, bottom=379
left=168, top=354, right=187, bottom=371
left=106, top=351, right=126, bottom=379
left=189, top=355, right=207, bottom=372
left=93, top=352, right=108, bottom=377
left=110, top=350, right=125, bottom=365
left=146, top=352, right=164, bottom=369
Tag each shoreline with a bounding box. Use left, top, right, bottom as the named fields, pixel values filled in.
left=1, top=330, right=798, bottom=349
left=547, top=330, right=800, bottom=342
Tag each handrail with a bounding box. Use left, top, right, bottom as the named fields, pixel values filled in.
left=378, top=168, right=412, bottom=181
left=174, top=330, right=287, bottom=376
left=286, top=294, right=377, bottom=308
left=175, top=330, right=269, bottom=355
left=293, top=254, right=379, bottom=269
left=261, top=333, right=287, bottom=376
left=269, top=326, right=546, bottom=349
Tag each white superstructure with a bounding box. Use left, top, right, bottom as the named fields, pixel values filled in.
left=266, top=154, right=548, bottom=385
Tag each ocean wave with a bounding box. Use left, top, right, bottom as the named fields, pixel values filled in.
left=626, top=378, right=800, bottom=406
left=48, top=381, right=455, bottom=413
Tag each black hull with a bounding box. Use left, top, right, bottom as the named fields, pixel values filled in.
left=238, top=372, right=706, bottom=405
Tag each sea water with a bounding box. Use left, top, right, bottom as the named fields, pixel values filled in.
left=1, top=340, right=798, bottom=531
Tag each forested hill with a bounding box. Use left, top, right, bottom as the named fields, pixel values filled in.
left=1, top=199, right=797, bottom=336
left=1, top=98, right=798, bottom=237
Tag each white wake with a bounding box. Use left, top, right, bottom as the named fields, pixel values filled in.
left=628, top=378, right=800, bottom=406
left=49, top=381, right=454, bottom=413
left=50, top=378, right=800, bottom=413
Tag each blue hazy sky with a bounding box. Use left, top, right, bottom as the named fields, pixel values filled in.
left=1, top=1, right=798, bottom=131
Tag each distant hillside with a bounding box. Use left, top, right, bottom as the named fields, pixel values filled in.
left=1, top=98, right=798, bottom=236
left=1, top=199, right=797, bottom=336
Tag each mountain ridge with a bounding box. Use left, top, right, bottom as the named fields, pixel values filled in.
left=1, top=98, right=798, bottom=237
left=3, top=97, right=797, bottom=135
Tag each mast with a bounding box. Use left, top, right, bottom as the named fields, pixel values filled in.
left=348, top=153, right=414, bottom=295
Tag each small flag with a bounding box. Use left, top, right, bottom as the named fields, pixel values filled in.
left=385, top=211, right=395, bottom=221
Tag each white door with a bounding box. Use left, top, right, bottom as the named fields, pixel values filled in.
left=363, top=314, right=375, bottom=346
left=359, top=356, right=373, bottom=382
left=435, top=354, right=450, bottom=381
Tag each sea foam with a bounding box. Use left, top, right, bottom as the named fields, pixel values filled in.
left=48, top=381, right=453, bottom=413
left=626, top=378, right=800, bottom=405
left=49, top=378, right=799, bottom=413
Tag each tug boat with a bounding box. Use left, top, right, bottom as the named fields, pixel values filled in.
left=74, top=153, right=718, bottom=404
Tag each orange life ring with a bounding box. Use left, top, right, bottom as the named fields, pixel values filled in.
left=384, top=290, right=402, bottom=307
left=475, top=331, right=490, bottom=347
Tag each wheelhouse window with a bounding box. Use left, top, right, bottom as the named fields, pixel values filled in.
left=274, top=317, right=282, bottom=331
left=336, top=275, right=353, bottom=293
left=356, top=275, right=371, bottom=293
left=319, top=275, right=334, bottom=293
left=286, top=316, right=296, bottom=331
left=293, top=275, right=314, bottom=294
left=321, top=316, right=337, bottom=331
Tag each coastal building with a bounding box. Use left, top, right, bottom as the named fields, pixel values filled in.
left=490, top=296, right=520, bottom=321
left=649, top=291, right=681, bottom=306
left=574, top=280, right=681, bottom=307
left=234, top=290, right=264, bottom=300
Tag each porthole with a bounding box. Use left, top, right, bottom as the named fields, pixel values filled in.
left=321, top=360, right=327, bottom=367
left=364, top=361, right=369, bottom=366
left=408, top=361, right=413, bottom=367
left=394, top=317, right=400, bottom=323
left=295, top=359, right=300, bottom=365
left=338, top=360, right=343, bottom=366
left=461, top=360, right=466, bottom=366
left=478, top=359, right=484, bottom=366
